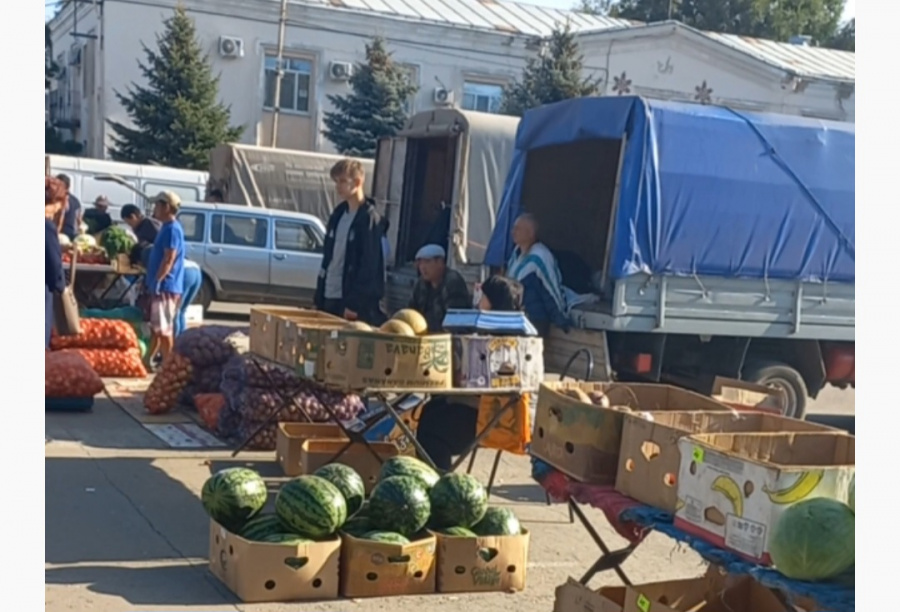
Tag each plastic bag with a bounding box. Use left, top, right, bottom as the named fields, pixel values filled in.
left=51, top=318, right=140, bottom=351
left=194, top=393, right=226, bottom=430
left=71, top=348, right=148, bottom=378
left=46, top=351, right=104, bottom=398
left=144, top=353, right=193, bottom=414
left=476, top=393, right=532, bottom=455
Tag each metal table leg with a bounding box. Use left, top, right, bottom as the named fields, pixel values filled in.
left=449, top=395, right=520, bottom=473
left=377, top=392, right=441, bottom=471
left=569, top=501, right=638, bottom=586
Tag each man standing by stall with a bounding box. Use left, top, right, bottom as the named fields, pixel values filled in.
left=56, top=174, right=82, bottom=241
left=315, top=159, right=386, bottom=325
left=144, top=191, right=186, bottom=368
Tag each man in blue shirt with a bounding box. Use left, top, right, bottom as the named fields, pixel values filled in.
left=144, top=191, right=186, bottom=368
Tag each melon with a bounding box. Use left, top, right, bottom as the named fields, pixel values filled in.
left=380, top=319, right=416, bottom=336
left=346, top=321, right=372, bottom=331
left=391, top=309, right=428, bottom=335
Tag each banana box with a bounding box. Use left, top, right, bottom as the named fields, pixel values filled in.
left=674, top=432, right=855, bottom=565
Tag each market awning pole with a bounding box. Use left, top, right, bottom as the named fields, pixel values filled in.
left=269, top=0, right=289, bottom=149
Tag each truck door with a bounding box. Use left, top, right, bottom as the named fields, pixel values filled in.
left=373, top=136, right=406, bottom=267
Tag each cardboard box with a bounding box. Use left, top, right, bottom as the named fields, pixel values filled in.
left=674, top=432, right=855, bottom=564
left=276, top=423, right=348, bottom=477
left=323, top=330, right=453, bottom=391
left=434, top=529, right=530, bottom=593
left=615, top=411, right=841, bottom=512
left=711, top=377, right=786, bottom=414
left=340, top=532, right=437, bottom=597
left=621, top=572, right=792, bottom=612
left=274, top=312, right=347, bottom=377
left=357, top=406, right=422, bottom=457
left=531, top=382, right=731, bottom=484
left=249, top=307, right=307, bottom=361
left=300, top=438, right=400, bottom=492
left=553, top=578, right=625, bottom=612
left=208, top=519, right=340, bottom=603
left=452, top=335, right=544, bottom=391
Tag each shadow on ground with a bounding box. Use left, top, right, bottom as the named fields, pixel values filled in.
left=46, top=399, right=171, bottom=451
left=45, top=564, right=236, bottom=607
left=46, top=457, right=209, bottom=564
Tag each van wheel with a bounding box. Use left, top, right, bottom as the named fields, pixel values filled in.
left=197, top=277, right=215, bottom=314
left=742, top=361, right=808, bottom=419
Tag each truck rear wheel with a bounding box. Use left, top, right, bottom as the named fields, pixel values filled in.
left=742, top=361, right=808, bottom=419
left=197, top=277, right=215, bottom=314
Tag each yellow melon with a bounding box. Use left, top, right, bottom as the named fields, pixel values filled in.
left=379, top=319, right=416, bottom=336
left=345, top=321, right=372, bottom=331
left=391, top=308, right=429, bottom=336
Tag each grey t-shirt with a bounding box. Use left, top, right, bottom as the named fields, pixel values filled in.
left=324, top=209, right=358, bottom=299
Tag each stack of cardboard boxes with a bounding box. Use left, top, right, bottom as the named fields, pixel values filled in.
left=530, top=380, right=854, bottom=612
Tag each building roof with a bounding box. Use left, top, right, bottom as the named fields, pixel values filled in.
left=702, top=31, right=854, bottom=82
left=298, top=0, right=635, bottom=36
left=576, top=21, right=854, bottom=83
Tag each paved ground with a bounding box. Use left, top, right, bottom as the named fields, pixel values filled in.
left=45, top=302, right=854, bottom=611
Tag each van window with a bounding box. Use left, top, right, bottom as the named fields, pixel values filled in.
left=177, top=211, right=206, bottom=242
left=81, top=175, right=140, bottom=208
left=275, top=220, right=321, bottom=252
left=211, top=214, right=269, bottom=248
left=144, top=182, right=202, bottom=203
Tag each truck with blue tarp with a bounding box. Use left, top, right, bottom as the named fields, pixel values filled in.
left=484, top=96, right=854, bottom=418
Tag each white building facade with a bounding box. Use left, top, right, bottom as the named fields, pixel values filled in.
left=47, top=0, right=854, bottom=160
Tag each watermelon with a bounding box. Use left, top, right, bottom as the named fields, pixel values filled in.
left=262, top=533, right=313, bottom=544
left=363, top=531, right=410, bottom=544
left=275, top=475, right=348, bottom=538
left=368, top=475, right=431, bottom=537
left=437, top=526, right=477, bottom=537
left=240, top=514, right=286, bottom=541
left=341, top=514, right=374, bottom=538
left=379, top=456, right=439, bottom=489
left=314, top=463, right=366, bottom=515
left=201, top=468, right=268, bottom=532
left=769, top=497, right=855, bottom=581
left=472, top=507, right=521, bottom=536
left=429, top=473, right=488, bottom=528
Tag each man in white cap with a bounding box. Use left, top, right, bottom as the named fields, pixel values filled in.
left=408, top=244, right=471, bottom=333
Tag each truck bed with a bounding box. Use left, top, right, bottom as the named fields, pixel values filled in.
left=575, top=273, right=854, bottom=341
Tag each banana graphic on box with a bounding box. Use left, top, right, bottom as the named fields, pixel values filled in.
left=711, top=475, right=743, bottom=517
left=762, top=470, right=825, bottom=504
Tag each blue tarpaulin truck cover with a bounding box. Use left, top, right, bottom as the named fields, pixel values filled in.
left=484, top=97, right=855, bottom=284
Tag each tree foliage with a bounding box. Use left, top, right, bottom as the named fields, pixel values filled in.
left=322, top=37, right=418, bottom=158
left=108, top=5, right=242, bottom=170
left=500, top=24, right=599, bottom=117
left=579, top=0, right=850, bottom=48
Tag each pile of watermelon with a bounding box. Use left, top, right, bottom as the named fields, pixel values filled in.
left=199, top=457, right=524, bottom=546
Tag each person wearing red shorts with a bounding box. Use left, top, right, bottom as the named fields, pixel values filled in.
left=144, top=191, right=186, bottom=369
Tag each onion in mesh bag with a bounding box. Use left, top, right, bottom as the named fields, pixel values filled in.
left=174, top=326, right=249, bottom=368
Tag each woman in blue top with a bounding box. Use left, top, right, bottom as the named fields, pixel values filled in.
left=144, top=191, right=186, bottom=368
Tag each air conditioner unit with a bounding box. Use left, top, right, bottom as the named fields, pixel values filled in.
left=433, top=87, right=454, bottom=105
left=218, top=36, right=244, bottom=59
left=329, top=61, right=354, bottom=81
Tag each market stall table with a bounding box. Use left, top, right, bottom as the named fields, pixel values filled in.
left=65, top=262, right=145, bottom=309
left=232, top=355, right=523, bottom=474
left=533, top=460, right=854, bottom=612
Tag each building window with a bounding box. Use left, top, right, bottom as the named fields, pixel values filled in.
left=462, top=81, right=503, bottom=114
left=264, top=55, right=312, bottom=113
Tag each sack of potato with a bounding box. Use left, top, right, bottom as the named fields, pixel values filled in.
left=173, top=326, right=248, bottom=369
left=222, top=354, right=299, bottom=390
left=144, top=353, right=194, bottom=414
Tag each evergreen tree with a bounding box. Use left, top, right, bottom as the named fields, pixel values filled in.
left=108, top=5, right=243, bottom=170
left=323, top=37, right=418, bottom=158
left=500, top=24, right=599, bottom=117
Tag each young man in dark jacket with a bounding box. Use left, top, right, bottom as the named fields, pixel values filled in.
left=314, top=159, right=386, bottom=326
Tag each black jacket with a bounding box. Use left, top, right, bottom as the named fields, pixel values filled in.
left=315, top=198, right=385, bottom=313
left=46, top=219, right=66, bottom=293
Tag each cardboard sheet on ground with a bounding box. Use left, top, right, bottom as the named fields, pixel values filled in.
left=143, top=423, right=227, bottom=448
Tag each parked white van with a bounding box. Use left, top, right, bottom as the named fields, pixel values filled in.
left=46, top=155, right=208, bottom=214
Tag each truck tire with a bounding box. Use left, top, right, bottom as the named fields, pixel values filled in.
left=742, top=361, right=808, bottom=419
